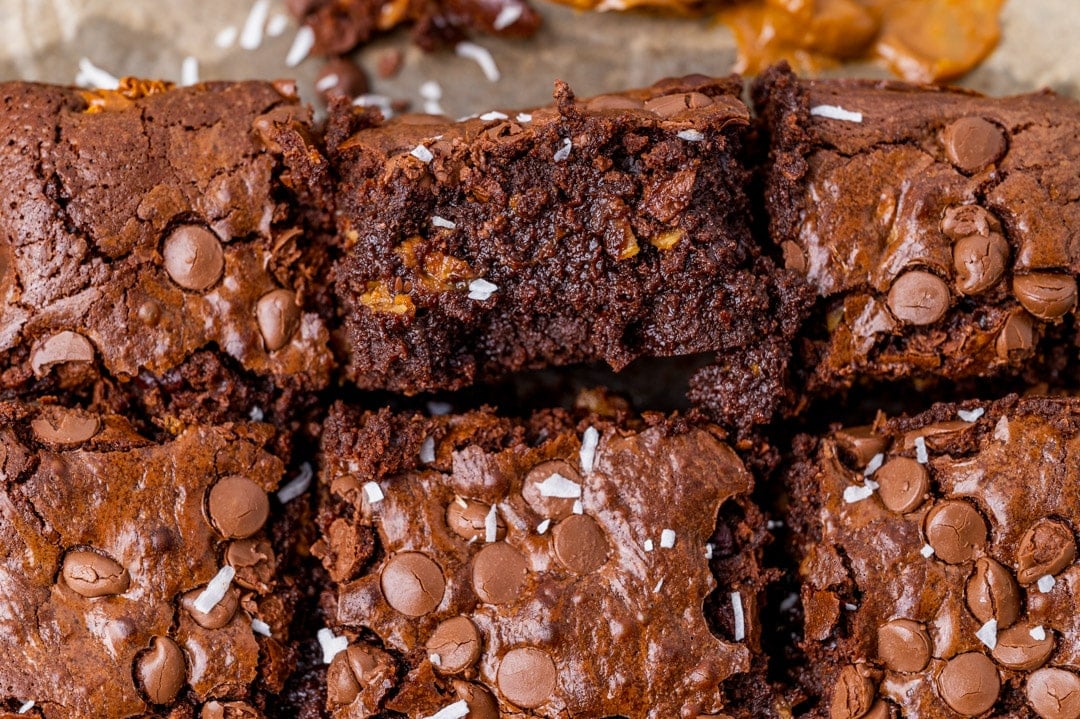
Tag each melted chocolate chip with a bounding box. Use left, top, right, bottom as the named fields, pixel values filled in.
left=830, top=664, right=877, bottom=719
left=1017, top=519, right=1077, bottom=585
left=162, top=225, right=225, bottom=292
left=876, top=619, right=931, bottom=673
left=953, top=232, right=1008, bottom=295
left=965, top=557, right=1020, bottom=628
left=996, top=311, right=1036, bottom=359
left=942, top=117, right=1007, bottom=173
left=381, top=552, right=446, bottom=616
left=426, top=616, right=482, bottom=673
left=61, top=549, right=130, bottom=597
left=887, top=271, right=950, bottom=325
left=207, top=476, right=270, bottom=539
left=552, top=514, right=609, bottom=574
left=937, top=652, right=1000, bottom=716
left=446, top=499, right=506, bottom=542
left=452, top=680, right=500, bottom=719
left=472, top=542, right=528, bottom=605
left=30, top=330, right=95, bottom=377
left=834, top=426, right=888, bottom=468
left=643, top=92, right=714, bottom=118
left=992, top=624, right=1055, bottom=671
left=181, top=586, right=239, bottom=629
left=315, top=58, right=369, bottom=101
left=135, top=636, right=187, bottom=705
left=497, top=647, right=557, bottom=709
left=1026, top=668, right=1080, bottom=719
left=30, top=408, right=100, bottom=446
left=1012, top=273, right=1077, bottom=321
left=875, top=458, right=930, bottom=514
left=256, top=289, right=301, bottom=352
left=924, top=500, right=988, bottom=564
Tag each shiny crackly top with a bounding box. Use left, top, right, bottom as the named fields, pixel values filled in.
left=0, top=402, right=290, bottom=719
left=0, top=79, right=331, bottom=393
left=318, top=409, right=756, bottom=718
left=798, top=396, right=1080, bottom=719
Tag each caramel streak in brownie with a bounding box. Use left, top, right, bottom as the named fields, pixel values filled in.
left=0, top=78, right=333, bottom=414
left=787, top=395, right=1080, bottom=718
left=753, top=63, right=1080, bottom=395
left=329, top=75, right=810, bottom=428
left=313, top=403, right=776, bottom=718
left=0, top=402, right=299, bottom=718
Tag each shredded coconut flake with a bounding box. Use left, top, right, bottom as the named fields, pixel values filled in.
left=843, top=483, right=875, bottom=504
left=485, top=504, right=499, bottom=543
left=432, top=215, right=456, bottom=229
left=844, top=603, right=858, bottom=611
left=1038, top=574, right=1056, bottom=593
left=215, top=26, right=238, bottom=48
left=537, top=519, right=551, bottom=534
left=705, top=543, right=714, bottom=559
left=419, top=436, right=436, bottom=464
left=864, top=453, right=885, bottom=476
left=285, top=26, right=315, bottom=67
left=318, top=627, right=348, bottom=664
left=537, top=472, right=581, bottom=498
left=75, top=58, right=119, bottom=89
left=17, top=701, right=34, bottom=714
left=958, top=407, right=985, bottom=422
left=810, top=104, right=863, bottom=123
left=428, top=401, right=453, bottom=416
left=429, top=653, right=442, bottom=666
left=252, top=618, right=272, bottom=637
left=455, top=41, right=500, bottom=82
left=643, top=539, right=654, bottom=552
left=516, top=112, right=533, bottom=122
left=767, top=519, right=785, bottom=530
left=194, top=565, right=236, bottom=614
left=493, top=4, right=525, bottom=29
left=249, top=406, right=265, bottom=421
left=423, top=700, right=470, bottom=719
left=553, top=137, right=573, bottom=162
left=355, top=93, right=395, bottom=117
left=315, top=73, right=340, bottom=92
left=410, top=144, right=435, bottom=163
left=779, top=593, right=799, bottom=612
left=180, top=56, right=199, bottom=87
left=677, top=129, right=705, bottom=142
left=994, top=416, right=1010, bottom=442
left=580, top=426, right=599, bottom=473
left=277, top=462, right=314, bottom=504
left=660, top=529, right=676, bottom=548
left=363, top=481, right=385, bottom=504
left=424, top=100, right=447, bottom=115
left=976, top=619, right=998, bottom=649
left=480, top=111, right=509, bottom=121
left=467, top=278, right=499, bottom=301
left=732, top=591, right=746, bottom=641
left=420, top=80, right=443, bottom=100
left=1030, top=625, right=1047, bottom=641
left=914, top=436, right=929, bottom=464
left=653, top=578, right=665, bottom=593
left=240, top=0, right=271, bottom=50
left=920, top=544, right=935, bottom=558
left=266, top=13, right=290, bottom=37
left=572, top=499, right=583, bottom=515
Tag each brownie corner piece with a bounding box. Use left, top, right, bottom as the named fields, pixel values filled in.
left=0, top=401, right=301, bottom=718
left=312, top=403, right=776, bottom=717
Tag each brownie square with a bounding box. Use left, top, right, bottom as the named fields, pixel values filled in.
left=312, top=403, right=774, bottom=717
left=787, top=395, right=1080, bottom=718
left=0, top=402, right=299, bottom=718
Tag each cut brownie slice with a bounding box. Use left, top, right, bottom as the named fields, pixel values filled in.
left=0, top=402, right=299, bottom=718
left=787, top=395, right=1080, bottom=718
left=312, top=403, right=775, bottom=717
left=328, top=75, right=809, bottom=428
left=0, top=78, right=333, bottom=424
left=753, top=64, right=1080, bottom=396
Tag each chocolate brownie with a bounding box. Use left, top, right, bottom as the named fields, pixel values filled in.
left=753, top=64, right=1080, bottom=396
left=0, top=78, right=334, bottom=425
left=786, top=395, right=1080, bottom=718
left=328, top=75, right=810, bottom=428
left=311, top=402, right=776, bottom=717
left=0, top=401, right=301, bottom=718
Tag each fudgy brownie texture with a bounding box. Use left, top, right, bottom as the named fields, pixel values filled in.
left=786, top=395, right=1080, bottom=718
left=328, top=75, right=810, bottom=429
left=311, top=403, right=776, bottom=717
left=0, top=78, right=334, bottom=428
left=0, top=401, right=300, bottom=718
left=753, top=64, right=1080, bottom=397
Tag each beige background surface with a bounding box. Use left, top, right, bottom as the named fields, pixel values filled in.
left=0, top=0, right=1077, bottom=119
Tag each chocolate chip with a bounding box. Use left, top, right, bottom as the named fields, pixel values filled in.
left=876, top=619, right=931, bottom=673
left=135, top=636, right=187, bottom=705
left=381, top=552, right=446, bottom=616
left=225, top=537, right=277, bottom=591
left=942, top=205, right=999, bottom=241
left=942, top=117, right=1007, bottom=173
left=875, top=458, right=930, bottom=514
left=965, top=557, right=1020, bottom=628
left=1013, top=273, right=1077, bottom=320
left=61, top=549, right=130, bottom=597
left=1026, top=668, right=1080, bottom=719
left=31, top=408, right=100, bottom=446
left=452, top=680, right=499, bottom=719
left=472, top=542, right=528, bottom=605
left=200, top=701, right=259, bottom=719
left=830, top=664, right=876, bottom=719
left=862, top=701, right=893, bottom=719
left=953, top=232, right=1008, bottom=295
left=834, top=426, right=888, bottom=468
left=924, top=500, right=988, bottom=564
left=887, top=271, right=950, bottom=325
left=523, top=460, right=583, bottom=520
left=181, top=586, right=239, bottom=629
left=992, top=624, right=1055, bottom=671
left=315, top=58, right=369, bottom=101
left=497, top=647, right=557, bottom=709
left=996, top=311, right=1036, bottom=359
left=1017, top=519, right=1076, bottom=585
left=585, top=94, right=645, bottom=112
left=426, top=616, right=482, bottom=673
left=30, top=331, right=95, bottom=377
left=256, top=289, right=301, bottom=351
left=207, top=476, right=270, bottom=539
left=643, top=92, right=714, bottom=118
left=162, top=225, right=225, bottom=291
left=137, top=301, right=162, bottom=326
left=328, top=644, right=396, bottom=707
left=937, top=652, right=1000, bottom=716
left=551, top=514, right=608, bottom=574
left=326, top=650, right=361, bottom=705
left=446, top=498, right=506, bottom=542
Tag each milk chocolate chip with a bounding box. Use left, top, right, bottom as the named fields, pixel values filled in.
left=31, top=408, right=100, bottom=446
left=937, top=652, right=1000, bottom=716
left=1017, top=519, right=1076, bottom=584
left=942, top=117, right=1007, bottom=173
left=381, top=551, right=446, bottom=616
left=181, top=586, right=239, bottom=629
left=643, top=92, right=713, bottom=118
left=924, top=500, right=988, bottom=564
left=452, top=680, right=499, bottom=719
left=30, top=330, right=95, bottom=377
left=446, top=498, right=506, bottom=542
left=523, top=460, right=583, bottom=520
left=876, top=619, right=931, bottom=673
left=497, top=647, right=557, bottom=709
left=887, top=271, right=950, bottom=325
left=834, top=426, right=887, bottom=469
left=162, top=225, right=225, bottom=291
left=327, top=651, right=361, bottom=705
left=953, top=233, right=1008, bottom=295
left=200, top=701, right=259, bottom=719
left=552, top=514, right=608, bottom=574
left=328, top=644, right=396, bottom=707
left=965, top=557, right=1020, bottom=628
left=861, top=702, right=893, bottom=719
left=996, top=311, right=1036, bottom=359
left=256, top=289, right=301, bottom=351
left=1026, top=668, right=1080, bottom=719
left=136, top=636, right=187, bottom=705
left=585, top=94, right=644, bottom=112
left=875, top=458, right=930, bottom=514
left=315, top=57, right=369, bottom=101
left=992, top=624, right=1055, bottom=671
left=225, top=537, right=277, bottom=591
left=942, top=205, right=999, bottom=240
left=830, top=664, right=876, bottom=719
left=426, top=616, right=482, bottom=673
left=1013, top=273, right=1077, bottom=321
left=207, top=476, right=270, bottom=539
left=472, top=542, right=528, bottom=604
left=61, top=549, right=130, bottom=597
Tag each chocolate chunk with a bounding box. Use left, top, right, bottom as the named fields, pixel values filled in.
left=830, top=664, right=876, bottom=719
left=207, top=476, right=270, bottom=539
left=471, top=542, right=528, bottom=605
left=1013, top=273, right=1078, bottom=320
left=834, top=426, right=888, bottom=468
left=937, top=652, right=1000, bottom=716
left=965, top=557, right=1020, bottom=628
left=996, top=311, right=1036, bottom=359
left=452, top=680, right=499, bottom=719
left=875, top=458, right=930, bottom=514
left=446, top=498, right=506, bottom=542
left=992, top=624, right=1055, bottom=671
left=643, top=92, right=714, bottom=118
left=29, top=330, right=95, bottom=377
left=551, top=514, right=609, bottom=574
left=315, top=58, right=369, bottom=101
left=135, top=636, right=187, bottom=705
left=426, top=616, right=482, bottom=673
left=181, top=586, right=239, bottom=629
left=61, top=549, right=130, bottom=597
left=953, top=232, right=1008, bottom=295
left=1026, top=668, right=1080, bottom=719
left=30, top=408, right=100, bottom=446
left=942, top=117, right=1007, bottom=173
left=256, top=289, right=301, bottom=351
left=1017, top=519, right=1077, bottom=585
left=162, top=225, right=225, bottom=291
left=887, top=271, right=950, bottom=325
left=381, top=552, right=446, bottom=616
left=924, top=500, right=988, bottom=564
left=497, top=647, right=557, bottom=709
left=876, top=619, right=931, bottom=673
